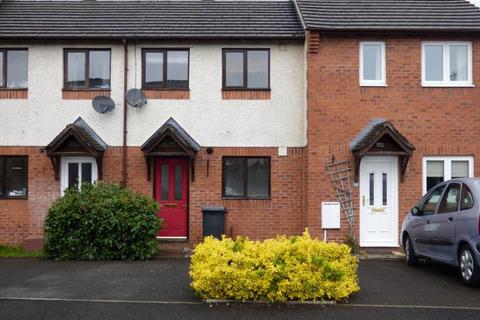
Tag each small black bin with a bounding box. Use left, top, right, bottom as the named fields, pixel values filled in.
left=202, top=206, right=228, bottom=239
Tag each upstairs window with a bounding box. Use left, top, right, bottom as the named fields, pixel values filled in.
left=222, top=157, right=270, bottom=199
left=0, top=156, right=28, bottom=198
left=0, top=49, right=28, bottom=89
left=142, top=49, right=189, bottom=89
left=422, top=42, right=472, bottom=87
left=360, top=42, right=386, bottom=86
left=65, top=49, right=111, bottom=89
left=223, top=49, right=270, bottom=90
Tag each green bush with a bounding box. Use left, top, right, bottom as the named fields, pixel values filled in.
left=190, top=230, right=360, bottom=302
left=44, top=183, right=161, bottom=260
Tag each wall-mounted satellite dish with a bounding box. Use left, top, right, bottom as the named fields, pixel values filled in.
left=126, top=89, right=147, bottom=108
left=92, top=96, right=115, bottom=114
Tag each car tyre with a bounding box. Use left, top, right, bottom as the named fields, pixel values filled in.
left=405, top=236, right=419, bottom=266
left=459, top=245, right=480, bottom=287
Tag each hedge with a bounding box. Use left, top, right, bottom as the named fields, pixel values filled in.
left=43, top=183, right=161, bottom=260
left=190, top=231, right=359, bottom=302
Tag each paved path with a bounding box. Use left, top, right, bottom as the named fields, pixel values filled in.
left=0, top=258, right=478, bottom=319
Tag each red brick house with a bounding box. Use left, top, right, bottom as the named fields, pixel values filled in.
left=1, top=0, right=480, bottom=251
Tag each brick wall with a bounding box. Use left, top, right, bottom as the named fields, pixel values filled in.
left=305, top=32, right=480, bottom=244
left=0, top=146, right=305, bottom=247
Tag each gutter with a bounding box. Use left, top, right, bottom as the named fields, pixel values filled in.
left=122, top=38, right=128, bottom=187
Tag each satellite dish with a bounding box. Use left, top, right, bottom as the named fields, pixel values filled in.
left=92, top=96, right=115, bottom=114
left=126, top=89, right=147, bottom=108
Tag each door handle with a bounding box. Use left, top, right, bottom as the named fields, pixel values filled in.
left=448, top=216, right=454, bottom=222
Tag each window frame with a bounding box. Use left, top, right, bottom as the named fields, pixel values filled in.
left=0, top=155, right=28, bottom=199
left=0, top=48, right=28, bottom=89
left=359, top=41, right=387, bottom=87
left=422, top=156, right=474, bottom=194
left=421, top=41, right=473, bottom=87
left=60, top=157, right=98, bottom=196
left=141, top=48, right=190, bottom=90
left=222, top=48, right=271, bottom=91
left=63, top=48, right=112, bottom=90
left=222, top=156, right=271, bottom=200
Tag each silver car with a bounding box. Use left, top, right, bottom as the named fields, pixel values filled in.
left=401, top=178, right=480, bottom=286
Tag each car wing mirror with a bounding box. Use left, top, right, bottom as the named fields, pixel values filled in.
left=411, top=207, right=422, bottom=216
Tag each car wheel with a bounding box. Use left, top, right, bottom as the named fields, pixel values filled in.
left=459, top=245, right=480, bottom=287
left=405, top=236, right=419, bottom=266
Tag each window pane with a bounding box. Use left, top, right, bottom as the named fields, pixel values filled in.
left=68, top=162, right=79, bottom=189
left=167, top=51, right=188, bottom=88
left=450, top=45, right=468, bottom=82
left=247, top=50, right=268, bottom=88
left=247, top=158, right=269, bottom=198
left=438, top=183, right=461, bottom=214
left=422, top=185, right=445, bottom=215
left=369, top=173, right=374, bottom=206
left=426, top=160, right=444, bottom=191
left=225, top=52, right=244, bottom=87
left=7, top=50, right=28, bottom=88
left=461, top=184, right=474, bottom=210
left=89, top=51, right=110, bottom=88
left=425, top=45, right=443, bottom=81
left=81, top=163, right=92, bottom=185
left=174, top=164, right=182, bottom=201
left=452, top=161, right=469, bottom=179
left=5, top=157, right=27, bottom=197
left=0, top=158, right=4, bottom=196
left=161, top=164, right=169, bottom=201
left=0, top=51, right=3, bottom=87
left=145, top=51, right=164, bottom=87
left=224, top=158, right=244, bottom=197
left=382, top=173, right=387, bottom=206
left=67, top=52, right=86, bottom=88
left=362, top=44, right=382, bottom=81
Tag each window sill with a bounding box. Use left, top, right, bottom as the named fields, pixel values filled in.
left=0, top=196, right=28, bottom=200
left=421, top=83, right=475, bottom=88
left=62, top=89, right=111, bottom=100
left=222, top=90, right=271, bottom=100
left=222, top=197, right=271, bottom=201
left=143, top=89, right=190, bottom=100
left=360, top=83, right=388, bottom=87
left=0, top=88, right=28, bottom=99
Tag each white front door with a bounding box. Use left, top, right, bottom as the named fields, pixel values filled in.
left=359, top=156, right=398, bottom=247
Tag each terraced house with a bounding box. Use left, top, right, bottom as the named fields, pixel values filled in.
left=1, top=0, right=480, bottom=251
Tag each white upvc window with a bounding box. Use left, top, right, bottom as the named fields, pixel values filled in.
left=422, top=156, right=474, bottom=194
left=60, top=157, right=98, bottom=195
left=359, top=41, right=386, bottom=86
left=421, top=42, right=473, bottom=87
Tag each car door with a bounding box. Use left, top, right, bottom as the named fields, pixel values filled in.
left=411, top=184, right=446, bottom=256
left=426, top=182, right=461, bottom=263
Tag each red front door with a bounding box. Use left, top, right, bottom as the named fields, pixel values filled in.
left=154, top=158, right=188, bottom=237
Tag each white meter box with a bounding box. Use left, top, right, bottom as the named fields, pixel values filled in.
left=321, top=202, right=341, bottom=229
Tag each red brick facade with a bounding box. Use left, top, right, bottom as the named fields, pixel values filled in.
left=0, top=146, right=305, bottom=248
left=305, top=32, right=480, bottom=244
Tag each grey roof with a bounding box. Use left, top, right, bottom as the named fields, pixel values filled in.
left=295, top=0, right=480, bottom=32
left=45, top=117, right=108, bottom=153
left=142, top=117, right=201, bottom=152
left=0, top=0, right=304, bottom=40
left=350, top=118, right=386, bottom=152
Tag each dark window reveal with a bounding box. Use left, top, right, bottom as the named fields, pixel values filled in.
left=223, top=49, right=270, bottom=90
left=142, top=49, right=189, bottom=89
left=461, top=184, right=474, bottom=210
left=0, top=156, right=28, bottom=198
left=65, top=49, right=111, bottom=89
left=222, top=157, right=270, bottom=199
left=0, top=49, right=28, bottom=89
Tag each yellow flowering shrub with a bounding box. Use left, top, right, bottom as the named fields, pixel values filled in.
left=189, top=230, right=359, bottom=302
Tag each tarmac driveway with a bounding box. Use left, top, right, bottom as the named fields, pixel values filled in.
left=0, top=258, right=479, bottom=319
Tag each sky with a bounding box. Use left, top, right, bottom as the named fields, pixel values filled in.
left=468, top=0, right=480, bottom=7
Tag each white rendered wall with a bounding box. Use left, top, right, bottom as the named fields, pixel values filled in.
left=0, top=40, right=306, bottom=147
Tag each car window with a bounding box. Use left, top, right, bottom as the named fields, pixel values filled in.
left=421, top=185, right=446, bottom=215
left=438, top=183, right=461, bottom=214
left=461, top=184, right=474, bottom=210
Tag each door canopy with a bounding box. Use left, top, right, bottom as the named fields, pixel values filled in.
left=350, top=119, right=415, bottom=182
left=43, top=117, right=107, bottom=180
left=141, top=117, right=201, bottom=180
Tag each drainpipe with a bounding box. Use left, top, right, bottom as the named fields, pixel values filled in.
left=122, top=39, right=128, bottom=187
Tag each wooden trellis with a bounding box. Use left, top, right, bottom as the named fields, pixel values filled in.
left=325, top=160, right=355, bottom=237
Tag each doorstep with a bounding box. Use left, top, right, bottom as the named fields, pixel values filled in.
left=358, top=248, right=405, bottom=260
